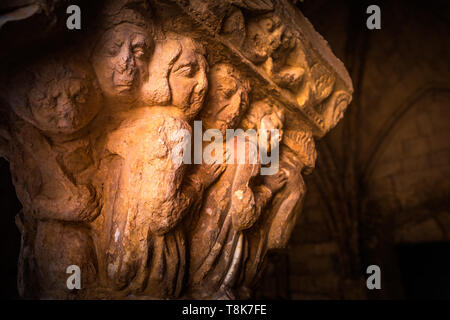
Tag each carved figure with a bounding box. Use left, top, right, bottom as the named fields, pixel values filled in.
left=0, top=0, right=353, bottom=299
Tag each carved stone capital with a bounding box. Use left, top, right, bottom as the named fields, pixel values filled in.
left=0, top=0, right=352, bottom=299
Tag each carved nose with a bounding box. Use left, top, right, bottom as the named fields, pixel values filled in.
left=117, top=48, right=135, bottom=74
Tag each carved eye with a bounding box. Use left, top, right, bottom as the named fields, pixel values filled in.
left=174, top=64, right=197, bottom=78
left=262, top=18, right=274, bottom=32
left=133, top=46, right=145, bottom=58
left=73, top=91, right=87, bottom=104
left=48, top=95, right=58, bottom=108
left=218, top=85, right=235, bottom=99
left=106, top=44, right=120, bottom=56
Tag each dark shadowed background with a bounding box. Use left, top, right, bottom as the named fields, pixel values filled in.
left=255, top=0, right=450, bottom=300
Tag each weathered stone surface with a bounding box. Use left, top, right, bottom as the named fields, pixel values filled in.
left=0, top=0, right=352, bottom=299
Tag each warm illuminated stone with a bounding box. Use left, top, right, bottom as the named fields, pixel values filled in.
left=0, top=0, right=352, bottom=299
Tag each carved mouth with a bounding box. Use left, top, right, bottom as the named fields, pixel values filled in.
left=115, top=84, right=133, bottom=92
left=114, top=73, right=136, bottom=92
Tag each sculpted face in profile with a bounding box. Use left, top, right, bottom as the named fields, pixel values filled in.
left=168, top=37, right=208, bottom=120
left=91, top=23, right=153, bottom=101
left=141, top=35, right=208, bottom=120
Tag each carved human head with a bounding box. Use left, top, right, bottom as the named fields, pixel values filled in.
left=168, top=36, right=208, bottom=120
left=140, top=34, right=208, bottom=120
left=8, top=57, right=103, bottom=135
left=241, top=98, right=285, bottom=153
left=201, top=63, right=250, bottom=134
left=91, top=7, right=153, bottom=102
